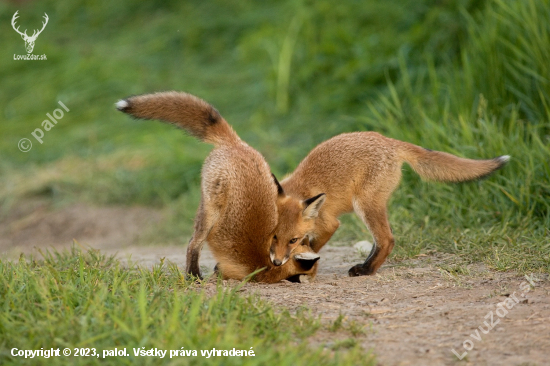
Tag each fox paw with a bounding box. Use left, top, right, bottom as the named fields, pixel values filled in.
left=348, top=264, right=375, bottom=277
left=286, top=274, right=314, bottom=283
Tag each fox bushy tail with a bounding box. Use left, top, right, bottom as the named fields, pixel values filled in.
left=116, top=91, right=240, bottom=146
left=396, top=140, right=509, bottom=182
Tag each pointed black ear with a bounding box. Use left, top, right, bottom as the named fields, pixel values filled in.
left=294, top=252, right=321, bottom=270
left=272, top=174, right=285, bottom=196
left=302, top=193, right=326, bottom=219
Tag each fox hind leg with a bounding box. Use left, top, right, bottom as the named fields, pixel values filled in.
left=185, top=199, right=218, bottom=279
left=348, top=196, right=394, bottom=276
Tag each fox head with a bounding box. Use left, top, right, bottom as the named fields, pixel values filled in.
left=269, top=176, right=326, bottom=266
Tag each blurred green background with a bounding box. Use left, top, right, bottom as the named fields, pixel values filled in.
left=1, top=0, right=549, bottom=272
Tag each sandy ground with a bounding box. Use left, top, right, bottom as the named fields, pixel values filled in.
left=1, top=201, right=548, bottom=366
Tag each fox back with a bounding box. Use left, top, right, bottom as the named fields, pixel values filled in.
left=201, top=144, right=280, bottom=277
left=274, top=131, right=508, bottom=276
left=117, top=91, right=314, bottom=282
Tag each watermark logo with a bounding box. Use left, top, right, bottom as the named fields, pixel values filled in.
left=18, top=101, right=70, bottom=152
left=18, top=138, right=32, bottom=152
left=450, top=274, right=539, bottom=360
left=12, top=10, right=48, bottom=60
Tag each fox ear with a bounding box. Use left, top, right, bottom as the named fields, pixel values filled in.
left=302, top=193, right=326, bottom=219
left=294, top=252, right=321, bottom=270
left=272, top=174, right=285, bottom=196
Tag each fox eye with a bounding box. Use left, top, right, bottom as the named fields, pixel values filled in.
left=289, top=238, right=298, bottom=244
left=273, top=235, right=277, bottom=240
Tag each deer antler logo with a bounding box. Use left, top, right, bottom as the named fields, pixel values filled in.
left=11, top=11, right=49, bottom=54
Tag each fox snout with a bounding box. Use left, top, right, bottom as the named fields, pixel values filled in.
left=270, top=250, right=288, bottom=266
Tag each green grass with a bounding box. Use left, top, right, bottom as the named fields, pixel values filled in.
left=0, top=247, right=374, bottom=365
left=1, top=0, right=548, bottom=271
left=1, top=0, right=550, bottom=360
left=1, top=0, right=549, bottom=362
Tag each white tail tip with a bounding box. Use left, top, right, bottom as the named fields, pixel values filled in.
left=115, top=100, right=129, bottom=110
left=497, top=155, right=511, bottom=163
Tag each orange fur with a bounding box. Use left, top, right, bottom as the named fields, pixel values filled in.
left=275, top=132, right=509, bottom=276
left=117, top=91, right=317, bottom=283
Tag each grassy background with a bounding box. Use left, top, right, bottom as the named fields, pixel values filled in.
left=1, top=0, right=548, bottom=271
left=1, top=0, right=549, bottom=363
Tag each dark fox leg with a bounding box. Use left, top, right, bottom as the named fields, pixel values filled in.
left=185, top=199, right=216, bottom=279
left=348, top=198, right=394, bottom=276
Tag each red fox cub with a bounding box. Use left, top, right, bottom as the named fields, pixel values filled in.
left=116, top=91, right=320, bottom=283
left=272, top=132, right=509, bottom=277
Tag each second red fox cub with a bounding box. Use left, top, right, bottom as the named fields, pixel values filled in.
left=116, top=91, right=322, bottom=283
left=272, top=132, right=509, bottom=277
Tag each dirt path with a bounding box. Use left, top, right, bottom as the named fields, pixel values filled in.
left=238, top=247, right=549, bottom=366
left=1, top=202, right=548, bottom=365
left=0, top=199, right=163, bottom=255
